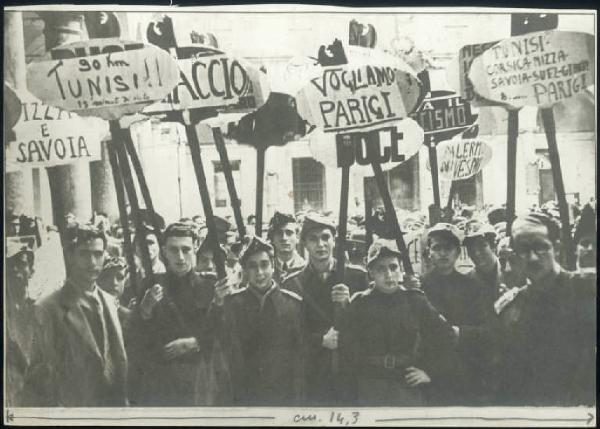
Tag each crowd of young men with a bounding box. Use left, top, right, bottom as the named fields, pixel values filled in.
left=5, top=205, right=596, bottom=407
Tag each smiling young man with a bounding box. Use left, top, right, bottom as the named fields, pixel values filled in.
left=267, top=211, right=306, bottom=283
left=420, top=222, right=490, bottom=405
left=211, top=236, right=305, bottom=405
left=493, top=212, right=596, bottom=406
left=282, top=214, right=368, bottom=406
left=23, top=224, right=128, bottom=407
left=340, top=242, right=456, bottom=406
left=131, top=222, right=218, bottom=406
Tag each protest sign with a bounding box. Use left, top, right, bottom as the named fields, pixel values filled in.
left=26, top=38, right=180, bottom=120
left=296, top=60, right=422, bottom=134
left=5, top=92, right=107, bottom=171
left=445, top=41, right=501, bottom=107
left=428, top=137, right=493, bottom=181
left=308, top=117, right=423, bottom=175
left=468, top=31, right=595, bottom=108
left=144, top=45, right=270, bottom=113
left=410, top=90, right=477, bottom=143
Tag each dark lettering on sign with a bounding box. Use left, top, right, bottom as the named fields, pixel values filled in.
left=50, top=42, right=145, bottom=60
left=319, top=91, right=396, bottom=132
left=410, top=91, right=475, bottom=140
left=168, top=57, right=249, bottom=106
left=21, top=102, right=76, bottom=122
left=15, top=136, right=91, bottom=164
left=336, top=127, right=405, bottom=168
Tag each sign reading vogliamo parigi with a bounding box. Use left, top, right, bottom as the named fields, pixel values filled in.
left=468, top=31, right=595, bottom=108
left=26, top=38, right=180, bottom=120
left=296, top=62, right=422, bottom=134
left=5, top=95, right=108, bottom=172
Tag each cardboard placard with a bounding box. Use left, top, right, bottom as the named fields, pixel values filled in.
left=144, top=45, right=270, bottom=113
left=296, top=59, right=422, bottom=134
left=308, top=117, right=424, bottom=176
left=5, top=91, right=107, bottom=171
left=410, top=90, right=477, bottom=143
left=428, top=137, right=493, bottom=181
left=26, top=38, right=180, bottom=120
left=445, top=41, right=501, bottom=107
left=468, top=31, right=595, bottom=108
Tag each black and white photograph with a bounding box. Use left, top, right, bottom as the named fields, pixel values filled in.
left=3, top=4, right=596, bottom=426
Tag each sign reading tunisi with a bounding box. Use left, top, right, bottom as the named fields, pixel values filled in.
left=296, top=62, right=422, bottom=134
left=468, top=31, right=595, bottom=108
left=26, top=38, right=180, bottom=120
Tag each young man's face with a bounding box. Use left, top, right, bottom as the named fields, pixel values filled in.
left=428, top=235, right=460, bottom=274
left=138, top=233, right=160, bottom=262
left=10, top=253, right=34, bottom=283
left=369, top=256, right=402, bottom=294
left=466, top=237, right=497, bottom=274
left=68, top=238, right=106, bottom=285
left=163, top=236, right=196, bottom=277
left=272, top=223, right=298, bottom=256
left=576, top=234, right=596, bottom=269
left=244, top=251, right=274, bottom=290
left=512, top=222, right=558, bottom=282
left=304, top=227, right=335, bottom=263
left=99, top=267, right=128, bottom=298
left=196, top=248, right=215, bottom=273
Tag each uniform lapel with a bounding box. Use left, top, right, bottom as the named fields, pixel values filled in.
left=59, top=283, right=103, bottom=363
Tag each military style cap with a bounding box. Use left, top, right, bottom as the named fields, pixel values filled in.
left=366, top=241, right=402, bottom=268
left=427, top=222, right=462, bottom=246
left=164, top=221, right=200, bottom=241
left=300, top=214, right=336, bottom=239
left=63, top=222, right=107, bottom=249
left=268, top=211, right=296, bottom=232
left=239, top=236, right=274, bottom=267
left=462, top=219, right=497, bottom=244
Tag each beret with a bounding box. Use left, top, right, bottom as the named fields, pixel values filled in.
left=462, top=219, right=497, bottom=243
left=239, top=236, right=274, bottom=267
left=367, top=241, right=402, bottom=268
left=300, top=214, right=336, bottom=239
left=427, top=222, right=462, bottom=244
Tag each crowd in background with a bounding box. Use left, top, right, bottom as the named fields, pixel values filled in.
left=5, top=196, right=597, bottom=407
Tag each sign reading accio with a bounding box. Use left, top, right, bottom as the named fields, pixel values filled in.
left=26, top=38, right=180, bottom=120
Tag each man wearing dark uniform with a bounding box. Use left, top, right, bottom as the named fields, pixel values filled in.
left=463, top=220, right=509, bottom=307
left=340, top=242, right=456, bottom=406
left=267, top=211, right=306, bottom=283
left=211, top=237, right=305, bottom=405
left=131, top=222, right=218, bottom=406
left=493, top=212, right=596, bottom=406
left=282, top=214, right=368, bottom=405
left=421, top=223, right=490, bottom=405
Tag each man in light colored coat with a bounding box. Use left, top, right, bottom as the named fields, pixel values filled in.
left=22, top=224, right=128, bottom=407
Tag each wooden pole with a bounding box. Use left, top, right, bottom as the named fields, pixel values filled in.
left=370, top=133, right=414, bottom=276
left=107, top=139, right=138, bottom=296
left=184, top=119, right=228, bottom=279
left=506, top=110, right=519, bottom=237
left=364, top=176, right=373, bottom=248
left=109, top=120, right=154, bottom=283
left=446, top=181, right=456, bottom=211
left=212, top=127, right=246, bottom=237
left=255, top=145, right=266, bottom=237
left=428, top=137, right=441, bottom=208
left=540, top=108, right=576, bottom=270
left=123, top=126, right=163, bottom=241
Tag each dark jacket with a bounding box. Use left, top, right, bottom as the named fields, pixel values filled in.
left=340, top=286, right=457, bottom=406
left=493, top=270, right=596, bottom=406
left=465, top=259, right=508, bottom=309
left=130, top=270, right=217, bottom=406
left=212, top=282, right=305, bottom=406
left=273, top=251, right=306, bottom=284
left=421, top=269, right=492, bottom=404
left=282, top=259, right=368, bottom=405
